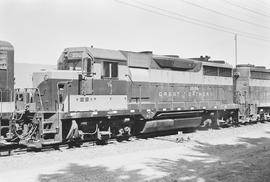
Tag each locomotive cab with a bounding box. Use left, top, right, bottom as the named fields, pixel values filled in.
left=58, top=49, right=94, bottom=95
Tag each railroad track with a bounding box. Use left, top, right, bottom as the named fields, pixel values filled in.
left=1, top=121, right=269, bottom=157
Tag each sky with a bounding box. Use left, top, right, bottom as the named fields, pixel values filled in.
left=1, top=0, right=270, bottom=68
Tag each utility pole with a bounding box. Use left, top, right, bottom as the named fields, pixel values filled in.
left=234, top=34, right=238, bottom=67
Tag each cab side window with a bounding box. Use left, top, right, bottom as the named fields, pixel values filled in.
left=103, top=61, right=118, bottom=78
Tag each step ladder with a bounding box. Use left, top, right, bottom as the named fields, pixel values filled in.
left=40, top=119, right=59, bottom=145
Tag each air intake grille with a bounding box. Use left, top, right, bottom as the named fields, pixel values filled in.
left=203, top=66, right=218, bottom=76
left=251, top=71, right=270, bottom=80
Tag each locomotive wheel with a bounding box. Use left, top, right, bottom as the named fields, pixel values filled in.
left=116, top=135, right=130, bottom=142
left=96, top=139, right=108, bottom=145
left=68, top=140, right=82, bottom=148
left=53, top=145, right=60, bottom=150
left=116, top=137, right=123, bottom=142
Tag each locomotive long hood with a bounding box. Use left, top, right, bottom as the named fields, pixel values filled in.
left=153, top=56, right=197, bottom=70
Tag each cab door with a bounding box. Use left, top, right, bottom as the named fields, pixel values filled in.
left=79, top=57, right=94, bottom=95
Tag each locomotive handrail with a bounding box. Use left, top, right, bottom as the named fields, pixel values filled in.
left=15, top=88, right=44, bottom=111
left=36, top=88, right=44, bottom=111
left=125, top=74, right=144, bottom=110
left=125, top=74, right=135, bottom=85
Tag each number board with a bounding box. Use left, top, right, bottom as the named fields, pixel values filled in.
left=68, top=51, right=82, bottom=59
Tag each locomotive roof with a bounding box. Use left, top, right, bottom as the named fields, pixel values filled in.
left=190, top=56, right=232, bottom=68
left=237, top=64, right=270, bottom=73
left=200, top=60, right=232, bottom=68
left=250, top=66, right=270, bottom=73
left=0, top=40, right=13, bottom=49
left=62, top=47, right=126, bottom=61
left=59, top=46, right=232, bottom=69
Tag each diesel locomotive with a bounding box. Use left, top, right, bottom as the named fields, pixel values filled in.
left=0, top=40, right=14, bottom=141
left=1, top=45, right=270, bottom=150
left=235, top=64, right=270, bottom=123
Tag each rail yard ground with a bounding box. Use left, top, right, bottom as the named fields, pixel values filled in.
left=1, top=123, right=270, bottom=182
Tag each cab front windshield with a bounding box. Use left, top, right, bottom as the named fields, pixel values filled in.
left=59, top=58, right=92, bottom=76
left=63, top=59, right=82, bottom=71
